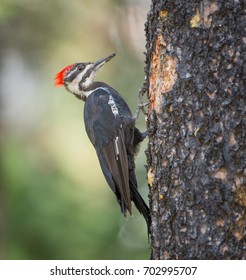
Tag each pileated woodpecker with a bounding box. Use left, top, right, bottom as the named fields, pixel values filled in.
left=54, top=53, right=150, bottom=233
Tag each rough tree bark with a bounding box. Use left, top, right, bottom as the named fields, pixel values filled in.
left=143, top=0, right=246, bottom=259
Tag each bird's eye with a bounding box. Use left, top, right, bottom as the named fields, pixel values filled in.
left=78, top=66, right=83, bottom=71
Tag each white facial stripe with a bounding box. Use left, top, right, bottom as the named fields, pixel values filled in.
left=83, top=66, right=98, bottom=89
left=66, top=64, right=93, bottom=96
left=66, top=66, right=78, bottom=78
left=76, top=64, right=92, bottom=83
left=67, top=71, right=84, bottom=95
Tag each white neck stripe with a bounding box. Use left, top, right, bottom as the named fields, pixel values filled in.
left=83, top=86, right=110, bottom=98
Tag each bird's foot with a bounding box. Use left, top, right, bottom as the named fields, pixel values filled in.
left=141, top=129, right=149, bottom=139
left=133, top=102, right=149, bottom=122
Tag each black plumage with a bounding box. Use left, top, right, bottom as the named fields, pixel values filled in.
left=84, top=83, right=150, bottom=232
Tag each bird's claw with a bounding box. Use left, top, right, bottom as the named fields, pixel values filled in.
left=133, top=102, right=149, bottom=122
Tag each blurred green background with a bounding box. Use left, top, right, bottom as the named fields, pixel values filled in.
left=0, top=0, right=150, bottom=259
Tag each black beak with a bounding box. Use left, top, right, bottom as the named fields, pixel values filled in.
left=93, top=53, right=116, bottom=70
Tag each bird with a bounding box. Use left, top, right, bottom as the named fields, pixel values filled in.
left=54, top=53, right=150, bottom=233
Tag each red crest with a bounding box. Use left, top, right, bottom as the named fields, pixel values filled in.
left=54, top=65, right=73, bottom=86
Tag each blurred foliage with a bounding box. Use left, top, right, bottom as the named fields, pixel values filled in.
left=0, top=0, right=150, bottom=259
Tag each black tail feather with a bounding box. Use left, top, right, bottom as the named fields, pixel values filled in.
left=131, top=185, right=151, bottom=235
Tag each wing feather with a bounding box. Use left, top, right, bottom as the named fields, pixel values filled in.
left=84, top=88, right=132, bottom=214
left=101, top=128, right=131, bottom=214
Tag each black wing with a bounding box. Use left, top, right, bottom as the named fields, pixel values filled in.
left=83, top=88, right=133, bottom=215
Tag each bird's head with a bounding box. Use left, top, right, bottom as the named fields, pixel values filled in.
left=54, top=53, right=116, bottom=99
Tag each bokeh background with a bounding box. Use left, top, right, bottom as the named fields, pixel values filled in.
left=0, top=0, right=150, bottom=259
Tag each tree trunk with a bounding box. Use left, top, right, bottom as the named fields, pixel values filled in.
left=144, top=0, right=246, bottom=259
